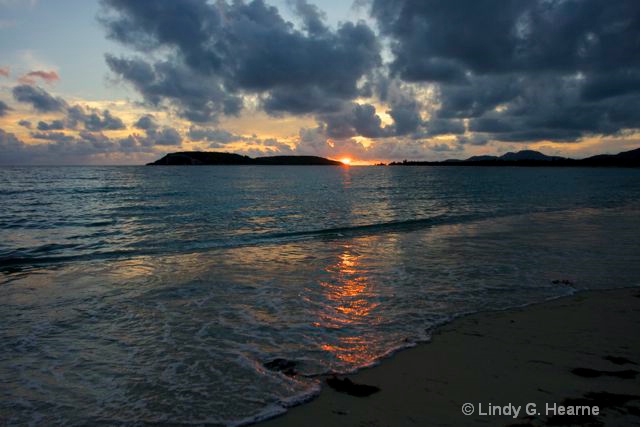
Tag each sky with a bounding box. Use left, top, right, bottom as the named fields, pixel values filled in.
left=1, top=0, right=639, bottom=165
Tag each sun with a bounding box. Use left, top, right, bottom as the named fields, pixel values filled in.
left=340, top=157, right=352, bottom=165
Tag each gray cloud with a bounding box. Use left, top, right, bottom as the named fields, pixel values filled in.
left=9, top=84, right=126, bottom=133
left=133, top=120, right=184, bottom=146
left=188, top=126, right=242, bottom=144
left=31, top=131, right=76, bottom=143
left=67, top=105, right=126, bottom=131
left=105, top=55, right=241, bottom=123
left=318, top=102, right=387, bottom=139
left=430, top=143, right=462, bottom=153
left=12, top=84, right=67, bottom=112
left=0, top=100, right=10, bottom=117
left=100, top=0, right=381, bottom=121
left=1, top=128, right=159, bottom=165
left=134, top=114, right=158, bottom=131
left=144, top=127, right=182, bottom=146
left=37, top=120, right=65, bottom=131
left=371, top=0, right=640, bottom=143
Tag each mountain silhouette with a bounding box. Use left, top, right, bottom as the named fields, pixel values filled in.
left=390, top=148, right=640, bottom=167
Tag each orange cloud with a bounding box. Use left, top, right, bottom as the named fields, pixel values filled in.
left=18, top=70, right=60, bottom=85
left=0, top=67, right=9, bottom=78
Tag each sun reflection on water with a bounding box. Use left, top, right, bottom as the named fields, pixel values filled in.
left=314, top=243, right=381, bottom=365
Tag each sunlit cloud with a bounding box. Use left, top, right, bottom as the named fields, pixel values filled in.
left=18, top=70, right=59, bottom=85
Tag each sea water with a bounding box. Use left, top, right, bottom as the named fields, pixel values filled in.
left=1, top=165, right=639, bottom=424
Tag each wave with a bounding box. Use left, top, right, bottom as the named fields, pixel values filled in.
left=0, top=206, right=593, bottom=272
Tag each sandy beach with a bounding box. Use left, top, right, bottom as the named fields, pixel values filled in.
left=261, top=288, right=640, bottom=426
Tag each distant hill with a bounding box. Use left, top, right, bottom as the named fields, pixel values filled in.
left=147, top=152, right=342, bottom=166
left=466, top=155, right=498, bottom=162
left=390, top=148, right=640, bottom=167
left=499, top=150, right=564, bottom=161
left=580, top=147, right=640, bottom=166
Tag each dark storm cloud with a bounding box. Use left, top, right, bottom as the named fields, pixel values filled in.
left=0, top=100, right=10, bottom=117
left=419, top=119, right=466, bottom=138
left=318, top=102, right=387, bottom=139
left=371, top=0, right=640, bottom=142
left=317, top=97, right=465, bottom=142
left=386, top=96, right=422, bottom=136
left=581, top=69, right=640, bottom=102
left=290, top=0, right=328, bottom=36
left=12, top=84, right=67, bottom=112
left=100, top=0, right=381, bottom=121
left=105, top=55, right=241, bottom=122
left=372, top=0, right=640, bottom=79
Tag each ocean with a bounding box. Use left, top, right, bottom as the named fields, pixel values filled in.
left=1, top=165, right=640, bottom=425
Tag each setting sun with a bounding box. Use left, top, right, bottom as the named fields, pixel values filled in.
left=340, top=157, right=352, bottom=165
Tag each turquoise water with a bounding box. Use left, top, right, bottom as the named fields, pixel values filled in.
left=1, top=166, right=640, bottom=424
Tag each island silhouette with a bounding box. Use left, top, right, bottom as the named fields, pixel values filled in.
left=389, top=147, right=640, bottom=167
left=147, top=148, right=640, bottom=167
left=147, top=152, right=343, bottom=165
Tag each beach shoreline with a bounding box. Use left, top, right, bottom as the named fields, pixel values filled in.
left=259, top=287, right=640, bottom=426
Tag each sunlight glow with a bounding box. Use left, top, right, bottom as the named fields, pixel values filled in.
left=340, top=157, right=352, bottom=165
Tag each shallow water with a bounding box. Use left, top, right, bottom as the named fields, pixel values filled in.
left=1, top=166, right=639, bottom=424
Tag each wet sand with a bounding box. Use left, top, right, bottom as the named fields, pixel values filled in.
left=260, top=288, right=640, bottom=426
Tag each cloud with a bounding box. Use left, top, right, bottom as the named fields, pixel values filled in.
left=143, top=127, right=182, bottom=146
left=132, top=117, right=182, bottom=146
left=12, top=84, right=67, bottom=112
left=67, top=105, right=126, bottom=131
left=188, top=126, right=243, bottom=144
left=0, top=129, right=29, bottom=164
left=31, top=131, right=76, bottom=143
left=0, top=100, right=11, bottom=117
left=290, top=0, right=328, bottom=36
left=0, top=67, right=9, bottom=78
left=36, top=119, right=65, bottom=131
left=105, top=55, right=241, bottom=123
left=9, top=87, right=126, bottom=132
left=318, top=102, right=387, bottom=139
left=18, top=70, right=60, bottom=85
left=0, top=127, right=159, bottom=165
left=370, top=0, right=640, bottom=143
left=455, top=134, right=489, bottom=146
left=133, top=114, right=158, bottom=131
left=430, top=143, right=462, bottom=153
left=18, top=119, right=31, bottom=128
left=100, top=0, right=381, bottom=121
